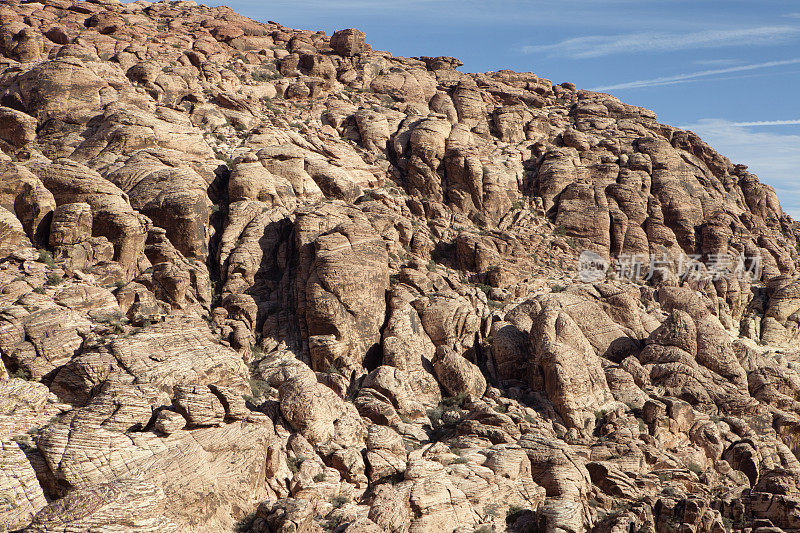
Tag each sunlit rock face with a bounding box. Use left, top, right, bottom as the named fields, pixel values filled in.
left=0, top=1, right=798, bottom=532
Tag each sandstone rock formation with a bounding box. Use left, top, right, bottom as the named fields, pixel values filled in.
left=0, top=1, right=798, bottom=532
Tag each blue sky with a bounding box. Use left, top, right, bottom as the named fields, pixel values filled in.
left=184, top=0, right=800, bottom=218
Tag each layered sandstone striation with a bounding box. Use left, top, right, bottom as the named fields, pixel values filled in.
left=0, top=1, right=798, bottom=532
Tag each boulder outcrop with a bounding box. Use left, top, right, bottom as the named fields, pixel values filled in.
left=0, top=2, right=796, bottom=532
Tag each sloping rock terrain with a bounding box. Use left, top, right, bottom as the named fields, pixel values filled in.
left=1, top=0, right=800, bottom=532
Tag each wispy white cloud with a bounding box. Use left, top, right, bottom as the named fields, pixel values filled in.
left=682, top=119, right=800, bottom=219
left=522, top=26, right=800, bottom=59
left=731, top=119, right=800, bottom=126
left=590, top=58, right=800, bottom=90
left=692, top=58, right=740, bottom=67
left=204, top=0, right=697, bottom=26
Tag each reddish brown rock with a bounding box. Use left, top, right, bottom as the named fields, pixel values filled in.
left=330, top=28, right=367, bottom=57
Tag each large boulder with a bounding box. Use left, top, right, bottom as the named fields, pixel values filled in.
left=0, top=162, right=55, bottom=245
left=0, top=439, right=47, bottom=530
left=35, top=382, right=274, bottom=531
left=0, top=106, right=36, bottom=148
left=105, top=153, right=211, bottom=261
left=520, top=434, right=593, bottom=533
left=330, top=28, right=367, bottom=57
left=0, top=207, right=32, bottom=255
left=279, top=368, right=365, bottom=447
left=30, top=158, right=150, bottom=279
left=432, top=345, right=486, bottom=398
left=0, top=306, right=91, bottom=382
left=530, top=304, right=616, bottom=432
left=761, top=276, right=800, bottom=345
left=7, top=59, right=106, bottom=123
left=50, top=316, right=249, bottom=404
left=295, top=205, right=388, bottom=374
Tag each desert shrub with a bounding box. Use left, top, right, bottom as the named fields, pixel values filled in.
left=38, top=249, right=55, bottom=268
left=329, top=494, right=348, bottom=509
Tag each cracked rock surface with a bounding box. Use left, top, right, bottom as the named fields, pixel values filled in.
left=0, top=1, right=799, bottom=532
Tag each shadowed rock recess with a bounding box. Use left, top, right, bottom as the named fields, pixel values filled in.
left=1, top=1, right=800, bottom=532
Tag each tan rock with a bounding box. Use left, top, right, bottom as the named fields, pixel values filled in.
left=279, top=370, right=365, bottom=447
left=0, top=3, right=795, bottom=532
left=51, top=315, right=249, bottom=404
left=31, top=158, right=149, bottom=279
left=24, top=480, right=178, bottom=532
left=520, top=434, right=593, bottom=532
left=0, top=379, right=54, bottom=440
left=403, top=459, right=478, bottom=532
left=330, top=28, right=367, bottom=57
left=296, top=206, right=388, bottom=374
left=0, top=306, right=91, bottom=382
left=10, top=59, right=106, bottom=123
left=154, top=409, right=186, bottom=435
left=0, top=162, right=55, bottom=245
left=0, top=439, right=47, bottom=530
left=173, top=384, right=226, bottom=427
left=432, top=345, right=486, bottom=398
left=35, top=383, right=274, bottom=531
left=0, top=106, right=36, bottom=148
left=530, top=304, right=616, bottom=432
left=0, top=206, right=32, bottom=255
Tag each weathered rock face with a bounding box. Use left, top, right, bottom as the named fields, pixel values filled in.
left=330, top=28, right=368, bottom=57
left=432, top=345, right=486, bottom=398
left=0, top=206, right=32, bottom=256
left=30, top=158, right=151, bottom=280
left=0, top=1, right=797, bottom=532
left=530, top=305, right=617, bottom=432
left=48, top=202, right=113, bottom=271
left=51, top=315, right=249, bottom=405
left=279, top=368, right=365, bottom=447
left=0, top=378, right=61, bottom=441
left=761, top=276, right=800, bottom=345
left=0, top=439, right=47, bottom=530
left=0, top=106, right=36, bottom=148
left=295, top=205, right=389, bottom=374
left=0, top=305, right=91, bottom=381
left=24, top=480, right=178, bottom=533
left=638, top=286, right=750, bottom=407
left=520, top=434, right=594, bottom=532
left=36, top=400, right=275, bottom=531
left=106, top=153, right=211, bottom=261
left=0, top=162, right=55, bottom=246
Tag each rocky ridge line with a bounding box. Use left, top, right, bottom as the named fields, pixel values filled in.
left=0, top=0, right=799, bottom=532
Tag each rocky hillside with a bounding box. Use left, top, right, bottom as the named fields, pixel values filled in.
left=1, top=0, right=800, bottom=531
